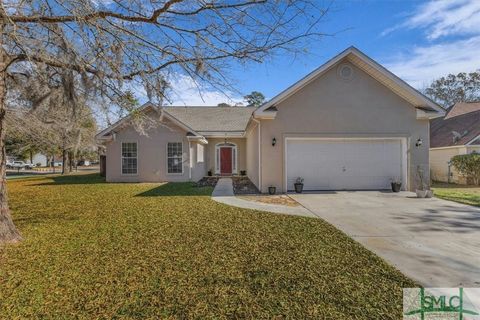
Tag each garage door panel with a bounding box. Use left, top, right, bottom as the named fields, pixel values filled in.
left=286, top=139, right=404, bottom=191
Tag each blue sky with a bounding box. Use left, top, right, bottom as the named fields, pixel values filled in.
left=167, top=0, right=480, bottom=106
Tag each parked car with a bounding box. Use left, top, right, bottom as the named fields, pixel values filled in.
left=9, top=161, right=34, bottom=170
left=6, top=159, right=14, bottom=168
left=77, top=160, right=90, bottom=166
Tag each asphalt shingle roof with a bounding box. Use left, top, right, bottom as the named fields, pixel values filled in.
left=164, top=106, right=254, bottom=133
left=430, top=102, right=480, bottom=148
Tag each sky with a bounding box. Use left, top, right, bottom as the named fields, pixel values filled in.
left=167, top=0, right=480, bottom=106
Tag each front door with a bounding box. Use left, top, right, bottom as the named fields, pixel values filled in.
left=220, top=147, right=232, bottom=175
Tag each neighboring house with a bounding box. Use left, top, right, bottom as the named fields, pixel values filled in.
left=32, top=153, right=48, bottom=167
left=430, top=102, right=480, bottom=184
left=96, top=47, right=444, bottom=192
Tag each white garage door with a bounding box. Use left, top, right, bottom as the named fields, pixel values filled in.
left=286, top=139, right=404, bottom=191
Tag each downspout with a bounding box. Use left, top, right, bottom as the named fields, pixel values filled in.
left=188, top=141, right=192, bottom=180
left=252, top=118, right=262, bottom=193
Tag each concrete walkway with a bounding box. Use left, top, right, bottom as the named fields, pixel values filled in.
left=211, top=178, right=314, bottom=217
left=211, top=178, right=234, bottom=197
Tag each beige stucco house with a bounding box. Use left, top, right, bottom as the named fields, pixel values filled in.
left=96, top=47, right=445, bottom=192
left=430, top=102, right=480, bottom=184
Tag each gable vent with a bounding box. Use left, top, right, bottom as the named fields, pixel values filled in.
left=337, top=63, right=354, bottom=81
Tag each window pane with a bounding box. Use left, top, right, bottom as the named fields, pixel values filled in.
left=121, top=142, right=137, bottom=174
left=167, top=142, right=182, bottom=157
left=122, top=158, right=137, bottom=174
left=168, top=158, right=182, bottom=173
left=122, top=142, right=137, bottom=157
left=167, top=142, right=183, bottom=173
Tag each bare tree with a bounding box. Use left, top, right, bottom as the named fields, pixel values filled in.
left=0, top=0, right=329, bottom=242
left=424, top=72, right=480, bottom=108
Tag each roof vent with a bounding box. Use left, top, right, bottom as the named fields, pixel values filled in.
left=337, top=63, right=354, bottom=81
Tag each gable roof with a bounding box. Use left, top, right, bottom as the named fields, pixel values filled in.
left=444, top=101, right=480, bottom=119
left=163, top=106, right=254, bottom=135
left=430, top=102, right=480, bottom=148
left=96, top=102, right=203, bottom=140
left=96, top=103, right=255, bottom=140
left=254, top=46, right=445, bottom=118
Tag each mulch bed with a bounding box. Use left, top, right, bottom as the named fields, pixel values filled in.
left=232, top=176, right=260, bottom=195
left=196, top=176, right=220, bottom=188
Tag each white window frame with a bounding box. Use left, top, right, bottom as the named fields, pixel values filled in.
left=197, top=143, right=204, bottom=163
left=121, top=141, right=138, bottom=175
left=215, top=142, right=237, bottom=175
left=166, top=142, right=184, bottom=175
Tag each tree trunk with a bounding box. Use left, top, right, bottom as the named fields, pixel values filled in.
left=0, top=23, right=22, bottom=243
left=68, top=151, right=73, bottom=173
left=61, top=149, right=66, bottom=174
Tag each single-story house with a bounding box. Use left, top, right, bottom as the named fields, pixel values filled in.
left=96, top=46, right=445, bottom=192
left=430, top=102, right=480, bottom=184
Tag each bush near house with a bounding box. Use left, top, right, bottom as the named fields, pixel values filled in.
left=450, top=153, right=480, bottom=185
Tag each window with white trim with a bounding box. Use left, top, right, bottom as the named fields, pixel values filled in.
left=167, top=142, right=183, bottom=174
left=197, top=144, right=204, bottom=162
left=121, top=142, right=137, bottom=174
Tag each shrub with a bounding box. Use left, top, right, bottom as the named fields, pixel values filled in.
left=451, top=153, right=480, bottom=185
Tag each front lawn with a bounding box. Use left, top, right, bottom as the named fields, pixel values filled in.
left=1, top=174, right=414, bottom=319
left=433, top=182, right=480, bottom=206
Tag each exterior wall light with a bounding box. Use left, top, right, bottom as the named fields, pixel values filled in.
left=415, top=138, right=423, bottom=147
left=272, top=137, right=276, bottom=146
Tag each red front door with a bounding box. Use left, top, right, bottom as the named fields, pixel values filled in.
left=220, top=147, right=232, bottom=175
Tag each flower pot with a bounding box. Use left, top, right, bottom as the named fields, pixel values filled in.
left=416, top=189, right=428, bottom=198
left=268, top=186, right=276, bottom=195
left=391, top=182, right=402, bottom=193
left=207, top=170, right=212, bottom=177
left=294, top=183, right=304, bottom=193
left=240, top=170, right=246, bottom=176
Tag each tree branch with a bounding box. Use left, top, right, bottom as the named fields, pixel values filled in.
left=7, top=0, right=183, bottom=23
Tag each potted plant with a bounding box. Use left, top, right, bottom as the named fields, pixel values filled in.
left=240, top=170, right=246, bottom=176
left=207, top=169, right=212, bottom=176
left=415, top=166, right=433, bottom=198
left=391, top=177, right=402, bottom=192
left=268, top=185, right=276, bottom=195
left=294, top=177, right=304, bottom=193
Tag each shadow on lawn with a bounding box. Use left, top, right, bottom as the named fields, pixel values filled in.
left=136, top=182, right=212, bottom=197
left=34, top=173, right=105, bottom=185
left=14, top=213, right=79, bottom=228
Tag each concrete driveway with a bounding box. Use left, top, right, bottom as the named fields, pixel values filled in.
left=290, top=191, right=480, bottom=287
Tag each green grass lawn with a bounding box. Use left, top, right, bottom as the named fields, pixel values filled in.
left=433, top=182, right=480, bottom=206
left=0, top=174, right=415, bottom=319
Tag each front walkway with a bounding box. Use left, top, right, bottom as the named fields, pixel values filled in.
left=211, top=178, right=314, bottom=217
left=211, top=177, right=234, bottom=197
